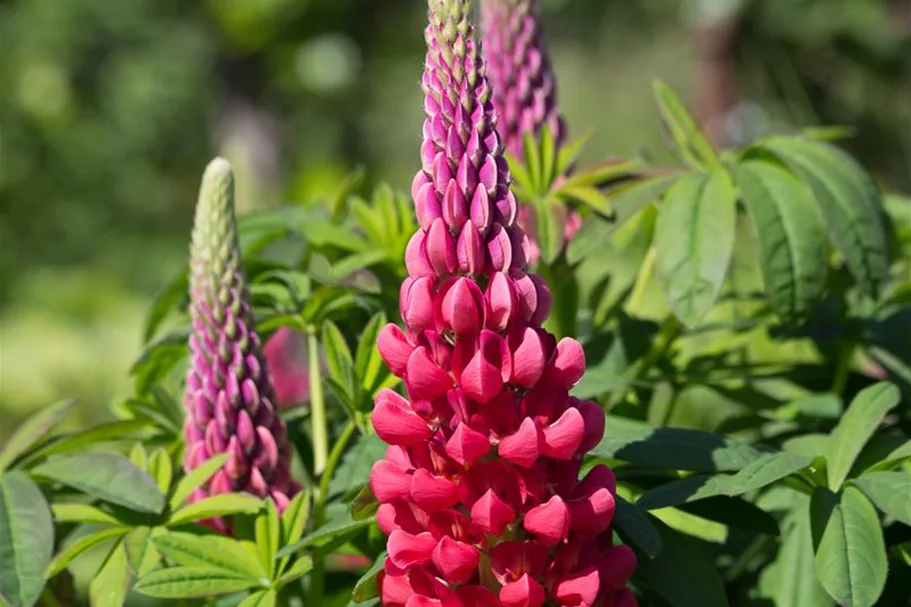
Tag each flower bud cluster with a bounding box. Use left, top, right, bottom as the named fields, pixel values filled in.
left=369, top=3, right=636, bottom=605
left=183, top=159, right=296, bottom=532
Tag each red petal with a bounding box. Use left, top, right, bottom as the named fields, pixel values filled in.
left=406, top=346, right=453, bottom=401
left=569, top=487, right=616, bottom=533
left=387, top=530, right=436, bottom=569
left=470, top=488, right=516, bottom=535
left=373, top=390, right=433, bottom=446
left=370, top=460, right=412, bottom=503
left=432, top=537, right=479, bottom=584
left=445, top=422, right=490, bottom=466
left=498, top=418, right=542, bottom=468
left=577, top=399, right=606, bottom=452
left=510, top=327, right=547, bottom=388
left=551, top=566, right=600, bottom=606
left=499, top=573, right=546, bottom=607
left=410, top=468, right=459, bottom=512
left=378, top=324, right=414, bottom=377
left=597, top=545, right=637, bottom=591
left=549, top=337, right=585, bottom=388
left=542, top=406, right=585, bottom=459
left=523, top=495, right=570, bottom=545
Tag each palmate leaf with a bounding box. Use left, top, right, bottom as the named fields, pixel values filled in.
left=737, top=160, right=829, bottom=323
left=826, top=382, right=899, bottom=491
left=810, top=487, right=887, bottom=607
left=0, top=472, right=54, bottom=607
left=762, top=136, right=889, bottom=296
left=31, top=452, right=165, bottom=514
left=654, top=170, right=737, bottom=327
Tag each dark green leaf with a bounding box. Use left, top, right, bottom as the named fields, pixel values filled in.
left=31, top=453, right=165, bottom=514
left=678, top=496, right=779, bottom=536
left=850, top=471, right=911, bottom=525
left=655, top=171, right=736, bottom=327
left=737, top=160, right=829, bottom=322
left=26, top=419, right=158, bottom=463
left=350, top=484, right=379, bottom=521
left=635, top=516, right=729, bottom=607
left=827, top=382, right=900, bottom=490
left=591, top=415, right=763, bottom=472
left=763, top=137, right=889, bottom=295
left=355, top=312, right=389, bottom=396
left=0, top=472, right=54, bottom=607
left=351, top=552, right=386, bottom=602
left=613, top=495, right=663, bottom=559
left=637, top=452, right=812, bottom=509
left=810, top=487, right=887, bottom=607
left=134, top=567, right=260, bottom=598
left=328, top=433, right=386, bottom=498
left=322, top=320, right=354, bottom=390
left=0, top=399, right=76, bottom=472
left=130, top=331, right=188, bottom=395
left=144, top=269, right=188, bottom=342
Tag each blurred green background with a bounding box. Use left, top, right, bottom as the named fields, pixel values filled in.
left=1, top=0, right=909, bottom=435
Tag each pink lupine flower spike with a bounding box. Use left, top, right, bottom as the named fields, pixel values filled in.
left=369, top=2, right=637, bottom=606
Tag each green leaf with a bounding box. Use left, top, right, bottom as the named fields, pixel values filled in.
left=555, top=129, right=592, bottom=176
left=129, top=443, right=148, bottom=471
left=169, top=453, right=230, bottom=510
left=535, top=199, right=564, bottom=265
left=757, top=500, right=832, bottom=607
left=330, top=249, right=389, bottom=283
left=50, top=503, right=123, bottom=526
left=591, top=415, right=763, bottom=472
left=653, top=80, right=720, bottom=171
left=355, top=312, right=387, bottom=394
left=349, top=484, right=379, bottom=521
left=827, top=382, right=900, bottom=490
left=280, top=490, right=311, bottom=547
left=737, top=160, right=829, bottom=322
left=150, top=532, right=267, bottom=580
left=557, top=185, right=613, bottom=216
left=351, top=552, right=386, bottom=602
left=523, top=131, right=543, bottom=194
left=655, top=170, right=736, bottom=327
left=89, top=541, right=131, bottom=607
left=130, top=331, right=188, bottom=396
left=678, top=496, right=779, bottom=536
left=134, top=567, right=260, bottom=598
left=168, top=493, right=263, bottom=527
left=850, top=471, right=911, bottom=525
left=147, top=448, right=173, bottom=496
left=763, top=137, right=889, bottom=295
left=255, top=499, right=280, bottom=577
left=635, top=516, right=729, bottom=607
left=637, top=452, right=813, bottom=509
left=566, top=173, right=676, bottom=264
left=276, top=516, right=374, bottom=558
left=237, top=590, right=277, bottom=607
left=45, top=527, right=127, bottom=579
left=123, top=526, right=158, bottom=576
left=0, top=399, right=76, bottom=472
left=539, top=124, right=556, bottom=189
left=144, top=268, right=188, bottom=342
left=26, top=419, right=158, bottom=463
left=322, top=320, right=354, bottom=389
left=810, top=487, right=888, bottom=607
left=0, top=472, right=54, bottom=607
left=557, top=158, right=640, bottom=190
left=613, top=495, right=663, bottom=559
left=329, top=433, right=386, bottom=498
left=31, top=453, right=165, bottom=514
left=276, top=555, right=313, bottom=588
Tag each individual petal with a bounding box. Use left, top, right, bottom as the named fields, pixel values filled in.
left=370, top=460, right=412, bottom=503
left=523, top=495, right=571, bottom=545
left=401, top=277, right=435, bottom=336
left=380, top=564, right=413, bottom=607
left=574, top=464, right=617, bottom=498
left=437, top=277, right=484, bottom=338
left=377, top=501, right=423, bottom=536
left=457, top=220, right=486, bottom=276
left=569, top=487, right=616, bottom=533
left=547, top=338, right=586, bottom=388
left=576, top=399, right=606, bottom=452
left=414, top=181, right=442, bottom=231
left=485, top=272, right=518, bottom=332
left=498, top=417, right=543, bottom=468
left=378, top=324, right=414, bottom=377
left=442, top=179, right=468, bottom=229
left=372, top=389, right=433, bottom=446
left=410, top=468, right=459, bottom=512
left=445, top=422, right=490, bottom=466
left=406, top=346, right=452, bottom=401
left=541, top=406, right=585, bottom=459
left=596, top=545, right=637, bottom=592
left=499, top=573, right=546, bottom=607
left=486, top=223, right=513, bottom=272
left=470, top=488, right=516, bottom=536
left=509, top=327, right=548, bottom=388
left=387, top=530, right=436, bottom=569
left=427, top=217, right=458, bottom=276
left=551, top=566, right=600, bottom=606
left=469, top=184, right=491, bottom=233
left=490, top=541, right=549, bottom=584
left=405, top=231, right=435, bottom=278
left=453, top=586, right=499, bottom=607
left=432, top=537, right=479, bottom=584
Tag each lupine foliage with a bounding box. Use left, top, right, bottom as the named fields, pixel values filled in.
left=0, top=1, right=910, bottom=607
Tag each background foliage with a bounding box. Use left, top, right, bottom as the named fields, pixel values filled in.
left=1, top=1, right=910, bottom=606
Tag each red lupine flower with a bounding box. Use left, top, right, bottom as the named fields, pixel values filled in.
left=368, top=2, right=636, bottom=606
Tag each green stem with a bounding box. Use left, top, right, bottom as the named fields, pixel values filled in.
left=539, top=256, right=578, bottom=340
left=831, top=342, right=854, bottom=395
left=317, top=420, right=356, bottom=517
left=626, top=246, right=656, bottom=316
left=308, top=333, right=328, bottom=476
left=609, top=314, right=681, bottom=408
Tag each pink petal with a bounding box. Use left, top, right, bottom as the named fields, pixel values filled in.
left=498, top=417, right=542, bottom=468
left=510, top=327, right=547, bottom=388
left=542, top=406, right=585, bottom=459
left=470, top=488, right=516, bottom=535
left=485, top=272, right=518, bottom=332
left=551, top=566, right=600, bottom=606
left=597, top=545, right=637, bottom=591
left=569, top=488, right=616, bottom=533
left=523, top=495, right=571, bottom=545
left=445, top=422, right=490, bottom=466
left=372, top=390, right=433, bottom=446
left=432, top=537, right=479, bottom=584
left=548, top=338, right=585, bottom=388
left=378, top=324, right=414, bottom=377
left=410, top=468, right=459, bottom=512
left=370, top=460, right=412, bottom=503
left=387, top=530, right=436, bottom=569
left=427, top=217, right=457, bottom=276
left=499, top=573, right=546, bottom=607
left=438, top=277, right=484, bottom=337
left=406, top=346, right=452, bottom=401
left=577, top=399, right=606, bottom=452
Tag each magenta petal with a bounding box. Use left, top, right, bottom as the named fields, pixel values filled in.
left=387, top=530, right=436, bottom=569
left=378, top=324, right=415, bottom=377
left=541, top=406, right=585, bottom=459
left=499, top=573, right=546, bottom=607
left=445, top=422, right=490, bottom=466
left=370, top=460, right=412, bottom=503
left=406, top=346, right=452, bottom=401
left=498, top=418, right=542, bottom=468
left=432, top=537, right=479, bottom=584
left=552, top=566, right=600, bottom=606
left=372, top=389, right=433, bottom=446
left=510, top=327, right=547, bottom=388
left=410, top=468, right=459, bottom=512
left=523, top=495, right=570, bottom=545
left=470, top=488, right=516, bottom=535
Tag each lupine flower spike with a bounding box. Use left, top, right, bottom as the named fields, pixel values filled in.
left=370, top=2, right=637, bottom=605
left=183, top=158, right=296, bottom=533
left=481, top=0, right=581, bottom=266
